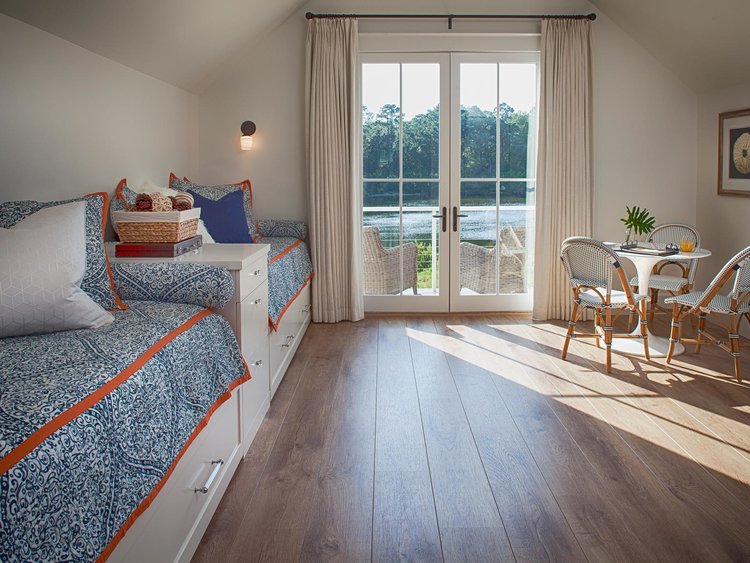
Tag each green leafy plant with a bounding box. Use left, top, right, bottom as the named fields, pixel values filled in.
left=620, top=206, right=655, bottom=236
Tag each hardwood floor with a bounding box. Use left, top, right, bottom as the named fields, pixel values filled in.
left=194, top=314, right=750, bottom=562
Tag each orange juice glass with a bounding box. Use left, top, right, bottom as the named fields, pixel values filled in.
left=680, top=239, right=695, bottom=252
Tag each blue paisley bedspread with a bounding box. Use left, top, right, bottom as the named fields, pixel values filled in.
left=0, top=301, right=248, bottom=562
left=266, top=237, right=313, bottom=330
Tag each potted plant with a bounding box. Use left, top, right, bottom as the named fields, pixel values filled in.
left=620, top=206, right=655, bottom=248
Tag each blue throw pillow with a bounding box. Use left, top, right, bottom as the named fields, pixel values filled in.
left=188, top=189, right=253, bottom=243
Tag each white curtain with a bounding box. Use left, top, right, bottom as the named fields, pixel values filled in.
left=305, top=18, right=364, bottom=323
left=532, top=18, right=593, bottom=321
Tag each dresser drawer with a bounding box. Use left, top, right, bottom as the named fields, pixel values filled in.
left=109, top=392, right=241, bottom=563
left=236, top=258, right=268, bottom=302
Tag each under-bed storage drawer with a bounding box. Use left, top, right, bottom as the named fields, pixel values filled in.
left=269, top=284, right=311, bottom=398
left=109, top=391, right=241, bottom=563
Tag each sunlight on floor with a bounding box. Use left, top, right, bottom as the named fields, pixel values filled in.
left=405, top=321, right=750, bottom=486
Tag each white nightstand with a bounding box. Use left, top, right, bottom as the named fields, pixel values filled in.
left=107, top=243, right=271, bottom=455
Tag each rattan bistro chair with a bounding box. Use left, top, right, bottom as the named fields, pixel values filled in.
left=665, top=245, right=750, bottom=382
left=561, top=237, right=651, bottom=372
left=363, top=226, right=418, bottom=295
left=630, top=223, right=701, bottom=323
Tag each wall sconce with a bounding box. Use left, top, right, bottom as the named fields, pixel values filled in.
left=240, top=120, right=256, bottom=151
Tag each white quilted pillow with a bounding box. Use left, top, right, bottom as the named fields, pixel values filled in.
left=0, top=201, right=114, bottom=338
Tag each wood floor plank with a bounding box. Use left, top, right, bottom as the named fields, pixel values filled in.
left=224, top=323, right=349, bottom=562
left=529, top=318, right=750, bottom=557
left=372, top=318, right=443, bottom=562
left=192, top=320, right=316, bottom=562
left=432, top=316, right=587, bottom=563
left=405, top=317, right=515, bottom=562
left=299, top=318, right=379, bottom=562
left=486, top=316, right=738, bottom=561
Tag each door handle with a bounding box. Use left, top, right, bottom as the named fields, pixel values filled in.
left=452, top=206, right=468, bottom=232
left=431, top=206, right=447, bottom=233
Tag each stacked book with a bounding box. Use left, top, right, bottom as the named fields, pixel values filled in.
left=114, top=235, right=203, bottom=257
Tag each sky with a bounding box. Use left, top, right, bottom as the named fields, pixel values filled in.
left=362, top=62, right=537, bottom=119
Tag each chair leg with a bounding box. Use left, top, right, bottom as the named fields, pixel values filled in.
left=666, top=303, right=681, bottom=364
left=627, top=286, right=638, bottom=332
left=695, top=313, right=706, bottom=354
left=604, top=308, right=613, bottom=372
left=640, top=300, right=650, bottom=361
left=562, top=302, right=580, bottom=360
left=648, top=288, right=658, bottom=325
left=729, top=315, right=742, bottom=383
left=595, top=309, right=602, bottom=348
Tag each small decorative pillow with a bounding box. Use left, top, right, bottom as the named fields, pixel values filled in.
left=169, top=173, right=259, bottom=241
left=0, top=192, right=125, bottom=310
left=188, top=189, right=253, bottom=243
left=0, top=202, right=114, bottom=338
left=112, top=179, right=215, bottom=243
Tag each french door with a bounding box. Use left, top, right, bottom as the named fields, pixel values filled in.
left=361, top=52, right=538, bottom=312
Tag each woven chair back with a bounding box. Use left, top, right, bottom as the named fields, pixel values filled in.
left=560, top=237, right=624, bottom=298
left=695, top=245, right=750, bottom=310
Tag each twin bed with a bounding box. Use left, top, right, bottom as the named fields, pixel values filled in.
left=0, top=235, right=313, bottom=560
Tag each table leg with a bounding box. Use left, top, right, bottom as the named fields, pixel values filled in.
left=610, top=255, right=684, bottom=358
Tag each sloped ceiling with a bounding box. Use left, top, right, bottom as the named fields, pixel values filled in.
left=1, top=0, right=747, bottom=94
left=590, top=0, right=750, bottom=92
left=0, top=0, right=307, bottom=92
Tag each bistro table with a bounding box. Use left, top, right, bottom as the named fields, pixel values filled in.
left=609, top=245, right=712, bottom=357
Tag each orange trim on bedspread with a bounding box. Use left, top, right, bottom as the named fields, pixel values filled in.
left=98, top=359, right=251, bottom=562
left=0, top=309, right=214, bottom=476
left=269, top=238, right=303, bottom=264
left=269, top=272, right=314, bottom=331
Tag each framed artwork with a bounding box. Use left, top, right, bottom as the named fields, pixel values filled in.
left=718, top=108, right=750, bottom=196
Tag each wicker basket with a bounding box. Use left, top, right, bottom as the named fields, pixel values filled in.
left=113, top=209, right=201, bottom=243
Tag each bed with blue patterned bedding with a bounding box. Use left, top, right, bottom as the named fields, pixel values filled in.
left=0, top=265, right=248, bottom=561
left=265, top=236, right=313, bottom=330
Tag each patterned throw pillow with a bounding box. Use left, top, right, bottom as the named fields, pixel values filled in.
left=169, top=173, right=259, bottom=241
left=0, top=202, right=114, bottom=337
left=111, top=179, right=216, bottom=243
left=0, top=193, right=125, bottom=310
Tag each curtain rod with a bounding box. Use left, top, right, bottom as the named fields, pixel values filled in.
left=305, top=12, right=596, bottom=30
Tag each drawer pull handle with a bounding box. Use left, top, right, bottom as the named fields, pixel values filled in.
left=249, top=269, right=262, bottom=276
left=302, top=304, right=312, bottom=313
left=253, top=359, right=264, bottom=366
left=282, top=335, right=295, bottom=348
left=194, top=459, right=224, bottom=494
left=253, top=298, right=263, bottom=305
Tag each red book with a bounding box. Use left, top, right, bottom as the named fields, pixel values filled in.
left=115, top=236, right=203, bottom=257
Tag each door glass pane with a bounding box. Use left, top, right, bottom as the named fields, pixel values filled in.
left=362, top=64, right=400, bottom=179
left=404, top=182, right=440, bottom=294
left=403, top=64, right=440, bottom=179
left=459, top=181, right=497, bottom=295
left=498, top=64, right=537, bottom=179
left=460, top=64, right=497, bottom=178
left=499, top=181, right=534, bottom=294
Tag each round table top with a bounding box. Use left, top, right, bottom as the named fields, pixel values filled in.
left=604, top=244, right=712, bottom=263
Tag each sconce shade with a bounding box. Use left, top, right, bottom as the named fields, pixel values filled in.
left=240, top=120, right=256, bottom=151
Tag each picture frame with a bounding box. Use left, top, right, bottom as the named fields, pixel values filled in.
left=718, top=108, right=750, bottom=196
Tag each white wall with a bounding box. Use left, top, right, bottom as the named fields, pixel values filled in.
left=0, top=13, right=198, bottom=206
left=197, top=0, right=698, bottom=234
left=695, top=82, right=750, bottom=288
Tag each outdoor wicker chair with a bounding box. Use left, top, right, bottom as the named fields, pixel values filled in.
left=665, top=245, right=750, bottom=382
left=363, top=226, right=418, bottom=295
left=629, top=223, right=701, bottom=324
left=561, top=237, right=651, bottom=372
left=459, top=243, right=525, bottom=294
